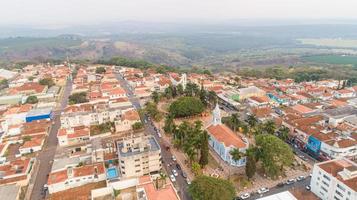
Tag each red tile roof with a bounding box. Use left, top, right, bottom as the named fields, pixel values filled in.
left=207, top=124, right=247, bottom=148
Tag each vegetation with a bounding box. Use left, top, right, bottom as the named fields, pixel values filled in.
left=68, top=92, right=89, bottom=105
left=199, top=131, right=209, bottom=167
left=95, top=66, right=106, bottom=74
left=22, top=136, right=32, bottom=142
left=25, top=96, right=38, bottom=104
left=0, top=79, right=8, bottom=88
left=245, top=148, right=257, bottom=180
left=188, top=175, right=235, bottom=200
left=132, top=122, right=144, bottom=130
left=169, top=97, right=204, bottom=118
left=39, top=77, right=55, bottom=87
left=255, top=134, right=294, bottom=178
left=191, top=162, right=202, bottom=176
left=143, top=101, right=163, bottom=122
left=90, top=122, right=114, bottom=135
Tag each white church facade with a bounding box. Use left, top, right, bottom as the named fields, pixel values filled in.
left=206, top=104, right=249, bottom=167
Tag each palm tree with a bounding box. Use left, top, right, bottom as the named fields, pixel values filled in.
left=231, top=113, right=240, bottom=132
left=247, top=115, right=258, bottom=128
left=230, top=148, right=243, bottom=164
left=278, top=126, right=290, bottom=141
left=263, top=120, right=276, bottom=135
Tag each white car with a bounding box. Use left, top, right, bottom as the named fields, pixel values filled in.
left=186, top=178, right=191, bottom=185
left=257, top=187, right=269, bottom=194
left=172, top=155, right=177, bottom=161
left=297, top=176, right=305, bottom=181
left=306, top=185, right=311, bottom=190
left=170, top=174, right=176, bottom=182
left=240, top=193, right=250, bottom=199
left=172, top=169, right=178, bottom=177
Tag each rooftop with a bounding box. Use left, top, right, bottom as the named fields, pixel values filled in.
left=117, top=136, right=160, bottom=157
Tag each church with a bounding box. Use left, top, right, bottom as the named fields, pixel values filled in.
left=206, top=104, right=249, bottom=167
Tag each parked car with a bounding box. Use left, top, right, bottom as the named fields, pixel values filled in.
left=170, top=174, right=176, bottom=182
left=186, top=178, right=191, bottom=185
left=306, top=185, right=311, bottom=190
left=172, top=155, right=177, bottom=161
left=257, top=187, right=269, bottom=194
left=176, top=164, right=181, bottom=170
left=172, top=169, right=178, bottom=177
left=276, top=182, right=285, bottom=187
left=297, top=176, right=305, bottom=181
left=182, top=171, right=187, bottom=178
left=239, top=193, right=250, bottom=199
left=286, top=179, right=296, bottom=185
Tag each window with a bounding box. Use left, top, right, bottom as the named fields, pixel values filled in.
left=322, top=180, right=329, bottom=186
left=135, top=170, right=141, bottom=173
left=334, top=196, right=340, bottom=200
left=335, top=190, right=343, bottom=197
left=135, top=159, right=140, bottom=162
left=323, top=174, right=331, bottom=181
left=135, top=164, right=140, bottom=167
left=337, top=184, right=345, bottom=192
left=321, top=186, right=328, bottom=193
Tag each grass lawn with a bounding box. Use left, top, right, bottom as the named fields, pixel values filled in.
left=302, top=55, right=357, bottom=65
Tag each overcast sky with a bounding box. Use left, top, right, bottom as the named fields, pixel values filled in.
left=1, top=0, right=357, bottom=26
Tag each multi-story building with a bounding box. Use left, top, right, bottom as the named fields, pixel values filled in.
left=117, top=135, right=161, bottom=178
left=310, top=158, right=357, bottom=200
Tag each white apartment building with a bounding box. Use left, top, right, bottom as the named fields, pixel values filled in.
left=310, top=158, right=357, bottom=200
left=117, top=135, right=162, bottom=178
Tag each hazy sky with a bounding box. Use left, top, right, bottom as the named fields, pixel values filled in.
left=1, top=0, right=357, bottom=26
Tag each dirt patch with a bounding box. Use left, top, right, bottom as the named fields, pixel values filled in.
left=49, top=181, right=107, bottom=200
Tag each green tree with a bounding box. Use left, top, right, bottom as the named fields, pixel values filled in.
left=26, top=96, right=38, bottom=104
left=185, top=82, right=199, bottom=97
left=144, top=101, right=162, bottom=122
left=152, top=91, right=160, bottom=104
left=245, top=148, right=257, bottom=180
left=169, top=97, right=204, bottom=118
left=188, top=176, right=235, bottom=200
left=255, top=134, right=294, bottom=178
left=68, top=92, right=88, bottom=104
left=95, top=67, right=106, bottom=74
left=163, top=114, right=175, bottom=134
left=132, top=122, right=144, bottom=130
left=247, top=115, right=258, bottom=128
left=230, top=148, right=243, bottom=163
left=207, top=91, right=217, bottom=107
left=191, top=162, right=202, bottom=176
left=176, top=84, right=184, bottom=96
left=39, top=78, right=55, bottom=87
left=278, top=126, right=290, bottom=141
left=199, top=131, right=209, bottom=167
left=263, top=120, right=276, bottom=135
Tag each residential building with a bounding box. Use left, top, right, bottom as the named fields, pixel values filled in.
left=117, top=135, right=162, bottom=178
left=310, top=158, right=357, bottom=200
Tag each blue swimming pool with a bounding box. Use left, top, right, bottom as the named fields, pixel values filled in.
left=106, top=167, right=118, bottom=179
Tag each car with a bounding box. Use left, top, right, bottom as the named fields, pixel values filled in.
left=257, top=187, right=269, bottom=194
left=172, top=156, right=177, bottom=161
left=172, top=169, right=178, bottom=177
left=176, top=164, right=181, bottom=170
left=169, top=175, right=176, bottom=182
left=186, top=178, right=191, bottom=185
left=286, top=179, right=296, bottom=185
left=276, top=182, right=285, bottom=187
left=182, top=171, right=187, bottom=178
left=239, top=193, right=250, bottom=199
left=297, top=176, right=305, bottom=181
left=305, top=185, right=311, bottom=190
left=309, top=173, right=312, bottom=177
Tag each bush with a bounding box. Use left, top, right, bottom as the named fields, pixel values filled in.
left=169, top=97, right=204, bottom=118
left=39, top=78, right=55, bottom=87
left=188, top=176, right=235, bottom=200
left=95, top=67, right=106, bottom=74
left=69, top=92, right=88, bottom=105
left=132, top=122, right=144, bottom=130
left=26, top=96, right=38, bottom=104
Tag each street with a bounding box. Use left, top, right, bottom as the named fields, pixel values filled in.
left=30, top=80, right=72, bottom=200
left=115, top=73, right=192, bottom=200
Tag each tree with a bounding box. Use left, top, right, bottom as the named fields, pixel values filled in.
left=199, top=85, right=208, bottom=107
left=245, top=148, right=257, bottom=180
left=68, top=92, right=88, bottom=104
left=185, top=82, right=199, bottom=97
left=263, top=120, right=276, bottom=135
left=191, top=162, right=202, bottom=176
left=163, top=114, right=175, bottom=134
left=199, top=131, right=209, bottom=167
left=230, top=148, right=243, bottom=163
left=207, top=91, right=217, bottom=107
left=278, top=126, right=290, bottom=141
left=39, top=78, right=55, bottom=87
left=132, top=122, right=144, bottom=130
left=26, top=96, right=38, bottom=104
left=231, top=113, right=241, bottom=132
left=188, top=176, right=235, bottom=200
left=95, top=67, right=106, bottom=74
left=255, top=134, right=294, bottom=178
left=247, top=115, right=258, bottom=128
left=169, top=97, right=204, bottom=118
left=144, top=101, right=162, bottom=122
left=152, top=91, right=160, bottom=104
left=176, top=84, right=184, bottom=96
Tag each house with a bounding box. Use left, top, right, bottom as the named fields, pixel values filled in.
left=115, top=110, right=141, bottom=132
left=19, top=136, right=45, bottom=155
left=334, top=89, right=355, bottom=99
left=206, top=104, right=249, bottom=167
left=0, top=158, right=34, bottom=186
left=47, top=163, right=106, bottom=194
left=57, top=126, right=90, bottom=146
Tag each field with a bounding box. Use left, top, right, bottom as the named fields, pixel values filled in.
left=298, top=38, right=357, bottom=48
left=302, top=55, right=357, bottom=65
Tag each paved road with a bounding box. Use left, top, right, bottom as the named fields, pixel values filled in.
left=115, top=73, right=191, bottom=200
left=248, top=177, right=311, bottom=199
left=30, top=80, right=72, bottom=200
